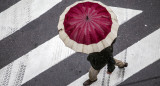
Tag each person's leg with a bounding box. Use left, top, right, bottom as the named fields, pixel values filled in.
left=83, top=66, right=100, bottom=86
left=114, top=59, right=128, bottom=68
left=89, top=66, right=100, bottom=81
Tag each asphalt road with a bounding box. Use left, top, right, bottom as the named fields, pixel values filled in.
left=0, top=0, right=160, bottom=86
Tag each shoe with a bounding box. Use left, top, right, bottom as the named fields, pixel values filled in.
left=83, top=79, right=97, bottom=86
left=118, top=62, right=128, bottom=68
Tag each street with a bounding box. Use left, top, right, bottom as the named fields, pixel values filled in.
left=0, top=0, right=160, bottom=86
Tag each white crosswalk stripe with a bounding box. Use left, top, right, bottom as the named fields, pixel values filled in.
left=22, top=35, right=75, bottom=84
left=0, top=0, right=62, bottom=41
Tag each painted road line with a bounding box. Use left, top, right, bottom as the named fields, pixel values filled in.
left=103, top=50, right=126, bottom=86
left=8, top=55, right=28, bottom=86
left=22, top=36, right=75, bottom=84
left=0, top=0, right=62, bottom=41
left=108, top=50, right=127, bottom=86
left=110, top=7, right=142, bottom=25
left=0, top=35, right=75, bottom=85
left=0, top=63, right=13, bottom=86
left=0, top=55, right=28, bottom=86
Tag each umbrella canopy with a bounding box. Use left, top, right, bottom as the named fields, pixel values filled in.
left=58, top=0, right=119, bottom=54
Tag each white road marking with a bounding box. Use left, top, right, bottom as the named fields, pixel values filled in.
left=0, top=0, right=62, bottom=41
left=0, top=6, right=142, bottom=86
left=68, top=28, right=160, bottom=86
left=0, top=55, right=28, bottom=86
left=0, top=63, right=13, bottom=86
left=107, top=50, right=126, bottom=86
left=110, top=7, right=142, bottom=25
left=22, top=36, right=75, bottom=84
left=8, top=56, right=28, bottom=86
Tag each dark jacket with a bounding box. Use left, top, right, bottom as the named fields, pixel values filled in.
left=87, top=39, right=116, bottom=73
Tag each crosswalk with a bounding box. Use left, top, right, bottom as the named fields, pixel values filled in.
left=0, top=0, right=159, bottom=86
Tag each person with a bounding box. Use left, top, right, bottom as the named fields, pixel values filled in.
left=83, top=39, right=128, bottom=86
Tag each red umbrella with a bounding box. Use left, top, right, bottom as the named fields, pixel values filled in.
left=58, top=0, right=119, bottom=54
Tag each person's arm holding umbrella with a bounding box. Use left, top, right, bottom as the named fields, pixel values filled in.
left=106, top=51, right=116, bottom=74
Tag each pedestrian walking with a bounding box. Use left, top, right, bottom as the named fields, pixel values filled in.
left=83, top=39, right=128, bottom=86
left=57, top=0, right=128, bottom=86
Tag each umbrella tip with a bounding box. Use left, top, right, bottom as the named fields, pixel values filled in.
left=86, top=16, right=89, bottom=20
